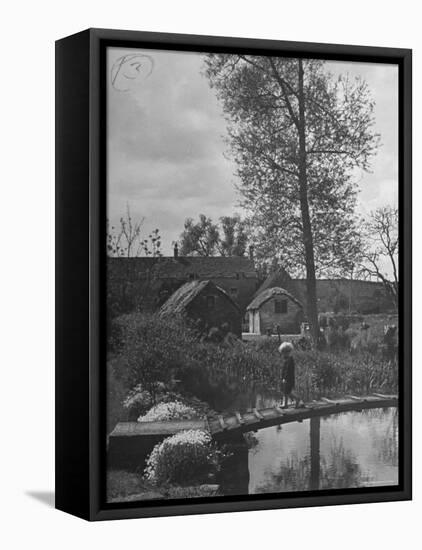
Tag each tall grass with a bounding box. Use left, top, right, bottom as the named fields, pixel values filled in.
left=108, top=313, right=398, bottom=428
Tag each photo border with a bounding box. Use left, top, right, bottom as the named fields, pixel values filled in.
left=57, top=28, right=412, bottom=521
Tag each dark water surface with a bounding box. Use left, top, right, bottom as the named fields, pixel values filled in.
left=248, top=403, right=398, bottom=493
left=181, top=367, right=399, bottom=493
left=190, top=374, right=399, bottom=493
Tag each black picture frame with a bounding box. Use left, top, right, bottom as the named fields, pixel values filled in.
left=55, top=28, right=412, bottom=521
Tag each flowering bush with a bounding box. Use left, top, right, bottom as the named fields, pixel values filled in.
left=144, top=429, right=221, bottom=485
left=138, top=401, right=198, bottom=422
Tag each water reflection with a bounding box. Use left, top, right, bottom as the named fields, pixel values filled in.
left=249, top=408, right=398, bottom=494
left=180, top=369, right=399, bottom=494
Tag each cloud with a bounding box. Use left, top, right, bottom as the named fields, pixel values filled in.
left=107, top=50, right=398, bottom=255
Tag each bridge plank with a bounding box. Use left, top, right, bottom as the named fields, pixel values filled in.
left=372, top=393, right=396, bottom=400
left=253, top=408, right=265, bottom=420
left=112, top=395, right=399, bottom=445
left=346, top=395, right=367, bottom=402
left=321, top=397, right=339, bottom=405
left=235, top=411, right=245, bottom=425
left=218, top=416, right=228, bottom=431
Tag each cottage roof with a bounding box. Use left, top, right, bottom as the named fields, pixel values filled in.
left=159, top=280, right=240, bottom=317
left=108, top=256, right=257, bottom=279
left=247, top=286, right=303, bottom=311
left=254, top=266, right=299, bottom=299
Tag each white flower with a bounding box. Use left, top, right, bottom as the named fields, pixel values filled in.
left=137, top=401, right=197, bottom=422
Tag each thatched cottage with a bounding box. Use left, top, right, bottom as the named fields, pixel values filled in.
left=159, top=279, right=242, bottom=336
left=246, top=287, right=303, bottom=335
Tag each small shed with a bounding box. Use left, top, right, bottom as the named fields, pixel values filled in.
left=246, top=287, right=303, bottom=335
left=159, top=280, right=242, bottom=336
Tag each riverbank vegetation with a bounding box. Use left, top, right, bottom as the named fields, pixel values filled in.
left=109, top=312, right=397, bottom=424
left=107, top=311, right=397, bottom=501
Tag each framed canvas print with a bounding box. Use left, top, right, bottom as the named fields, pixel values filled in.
left=55, top=28, right=412, bottom=521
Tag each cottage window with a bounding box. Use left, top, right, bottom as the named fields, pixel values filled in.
left=206, top=295, right=216, bottom=308
left=275, top=299, right=288, bottom=314
left=230, top=287, right=238, bottom=296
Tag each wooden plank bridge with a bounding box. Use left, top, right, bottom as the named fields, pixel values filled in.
left=108, top=393, right=398, bottom=470
left=207, top=393, right=398, bottom=439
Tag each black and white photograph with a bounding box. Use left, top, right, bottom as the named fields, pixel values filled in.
left=105, top=46, right=400, bottom=504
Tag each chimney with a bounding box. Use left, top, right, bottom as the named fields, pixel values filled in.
left=174, top=242, right=179, bottom=259
left=249, top=245, right=254, bottom=261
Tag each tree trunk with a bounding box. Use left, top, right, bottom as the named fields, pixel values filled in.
left=297, top=59, right=319, bottom=344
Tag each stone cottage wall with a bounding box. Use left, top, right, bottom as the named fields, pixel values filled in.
left=258, top=297, right=303, bottom=334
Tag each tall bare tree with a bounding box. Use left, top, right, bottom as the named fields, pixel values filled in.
left=107, top=206, right=163, bottom=318
left=358, top=205, right=398, bottom=307
left=205, top=55, right=380, bottom=342
left=107, top=204, right=162, bottom=258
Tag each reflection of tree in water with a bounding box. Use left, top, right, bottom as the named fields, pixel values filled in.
left=256, top=439, right=370, bottom=494
left=377, top=408, right=398, bottom=466
left=355, top=408, right=398, bottom=467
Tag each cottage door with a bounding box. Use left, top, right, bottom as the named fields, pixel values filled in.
left=254, top=311, right=260, bottom=334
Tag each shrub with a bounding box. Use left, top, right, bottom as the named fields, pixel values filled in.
left=144, top=429, right=221, bottom=485
left=111, top=312, right=199, bottom=402
left=138, top=401, right=198, bottom=422
left=123, top=384, right=154, bottom=420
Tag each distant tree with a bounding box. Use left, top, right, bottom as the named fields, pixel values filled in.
left=204, top=55, right=379, bottom=342
left=179, top=213, right=248, bottom=256
left=179, top=214, right=220, bottom=256
left=218, top=214, right=248, bottom=256
left=358, top=205, right=398, bottom=307
left=107, top=206, right=163, bottom=321
left=107, top=205, right=162, bottom=258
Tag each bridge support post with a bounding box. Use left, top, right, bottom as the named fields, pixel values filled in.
left=217, top=433, right=250, bottom=496
left=310, top=416, right=320, bottom=491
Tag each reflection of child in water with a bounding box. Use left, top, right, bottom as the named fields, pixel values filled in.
left=279, top=342, right=300, bottom=409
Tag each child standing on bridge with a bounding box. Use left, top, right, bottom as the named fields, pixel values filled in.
left=279, top=342, right=300, bottom=409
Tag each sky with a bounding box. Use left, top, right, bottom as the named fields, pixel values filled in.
left=107, top=48, right=398, bottom=258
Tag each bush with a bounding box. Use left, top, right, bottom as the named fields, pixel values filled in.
left=144, top=429, right=221, bottom=485
left=138, top=401, right=198, bottom=422
left=122, top=382, right=211, bottom=421
left=122, top=384, right=155, bottom=419
left=111, top=313, right=199, bottom=401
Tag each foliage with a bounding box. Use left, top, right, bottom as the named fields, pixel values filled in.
left=137, top=401, right=198, bottom=422
left=107, top=470, right=163, bottom=503
left=204, top=54, right=380, bottom=341
left=107, top=470, right=220, bottom=502
left=204, top=55, right=379, bottom=277
left=123, top=382, right=211, bottom=421
left=122, top=384, right=155, bottom=419
left=111, top=313, right=199, bottom=403
left=109, top=314, right=397, bottom=430
left=179, top=213, right=248, bottom=256
left=144, top=430, right=221, bottom=485
left=218, top=215, right=249, bottom=256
